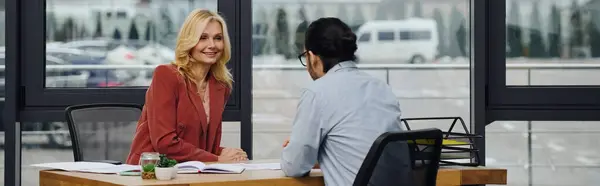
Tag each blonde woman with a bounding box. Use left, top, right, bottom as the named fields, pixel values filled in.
left=126, top=9, right=247, bottom=164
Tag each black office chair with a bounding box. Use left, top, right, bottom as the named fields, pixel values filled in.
left=353, top=128, right=443, bottom=186
left=65, top=103, right=143, bottom=164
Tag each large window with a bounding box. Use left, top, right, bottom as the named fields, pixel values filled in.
left=487, top=0, right=600, bottom=114
left=44, top=0, right=217, bottom=89
left=506, top=0, right=600, bottom=86
left=17, top=0, right=245, bottom=122
left=250, top=0, right=473, bottom=159
left=22, top=1, right=221, bottom=185
left=483, top=1, right=600, bottom=185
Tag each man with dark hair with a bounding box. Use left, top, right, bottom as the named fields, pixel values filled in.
left=280, top=17, right=405, bottom=186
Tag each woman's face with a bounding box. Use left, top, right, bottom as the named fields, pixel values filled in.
left=190, top=20, right=224, bottom=65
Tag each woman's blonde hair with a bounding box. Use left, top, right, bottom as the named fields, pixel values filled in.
left=171, top=9, right=233, bottom=89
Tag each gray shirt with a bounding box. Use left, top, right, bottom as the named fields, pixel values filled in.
left=280, top=61, right=405, bottom=186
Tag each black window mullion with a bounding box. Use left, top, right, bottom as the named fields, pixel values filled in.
left=22, top=0, right=45, bottom=106
left=5, top=0, right=22, bottom=185
left=218, top=0, right=253, bottom=159
left=486, top=0, right=507, bottom=107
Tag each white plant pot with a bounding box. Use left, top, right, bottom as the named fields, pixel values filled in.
left=171, top=167, right=178, bottom=178
left=155, top=167, right=176, bottom=180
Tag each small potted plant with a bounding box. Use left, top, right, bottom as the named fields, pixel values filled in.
left=141, top=163, right=156, bottom=179
left=155, top=154, right=178, bottom=180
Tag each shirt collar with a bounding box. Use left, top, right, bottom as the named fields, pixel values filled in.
left=328, top=61, right=357, bottom=73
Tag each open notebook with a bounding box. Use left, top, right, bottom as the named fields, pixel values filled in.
left=176, top=161, right=245, bottom=174
left=31, top=161, right=245, bottom=174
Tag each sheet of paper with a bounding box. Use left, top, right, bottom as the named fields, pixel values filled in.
left=176, top=161, right=207, bottom=168
left=177, top=168, right=200, bottom=174
left=31, top=162, right=117, bottom=171
left=81, top=164, right=140, bottom=174
left=176, top=161, right=245, bottom=174
left=237, top=163, right=281, bottom=170
left=30, top=162, right=140, bottom=174
left=204, top=163, right=245, bottom=173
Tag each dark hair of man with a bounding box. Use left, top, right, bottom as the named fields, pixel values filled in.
left=304, top=17, right=358, bottom=73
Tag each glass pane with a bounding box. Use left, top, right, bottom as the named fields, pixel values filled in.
left=44, top=0, right=217, bottom=88
left=22, top=121, right=73, bottom=186
left=506, top=0, right=600, bottom=86
left=531, top=121, right=600, bottom=186
left=220, top=122, right=241, bottom=150
left=487, top=121, right=600, bottom=186
left=486, top=121, right=529, bottom=185
left=251, top=0, right=471, bottom=160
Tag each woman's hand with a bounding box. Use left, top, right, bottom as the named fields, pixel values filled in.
left=218, top=148, right=248, bottom=162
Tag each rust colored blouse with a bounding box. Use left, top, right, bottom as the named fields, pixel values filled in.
left=125, top=64, right=230, bottom=164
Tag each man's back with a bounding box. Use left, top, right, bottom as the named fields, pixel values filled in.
left=281, top=61, right=404, bottom=186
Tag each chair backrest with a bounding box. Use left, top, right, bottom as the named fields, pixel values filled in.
left=65, top=103, right=142, bottom=163
left=353, top=128, right=443, bottom=186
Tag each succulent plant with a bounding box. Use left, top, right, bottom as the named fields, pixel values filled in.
left=157, top=154, right=177, bottom=168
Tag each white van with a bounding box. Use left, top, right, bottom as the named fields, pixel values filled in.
left=355, top=18, right=439, bottom=64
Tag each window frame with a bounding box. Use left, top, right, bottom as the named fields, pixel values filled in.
left=20, top=0, right=243, bottom=121
left=5, top=0, right=21, bottom=185
left=472, top=0, right=489, bottom=166
left=486, top=0, right=600, bottom=121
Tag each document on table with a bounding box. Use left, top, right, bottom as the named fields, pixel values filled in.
left=176, top=161, right=245, bottom=174
left=177, top=162, right=279, bottom=173
left=236, top=163, right=281, bottom=170
left=30, top=162, right=139, bottom=174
